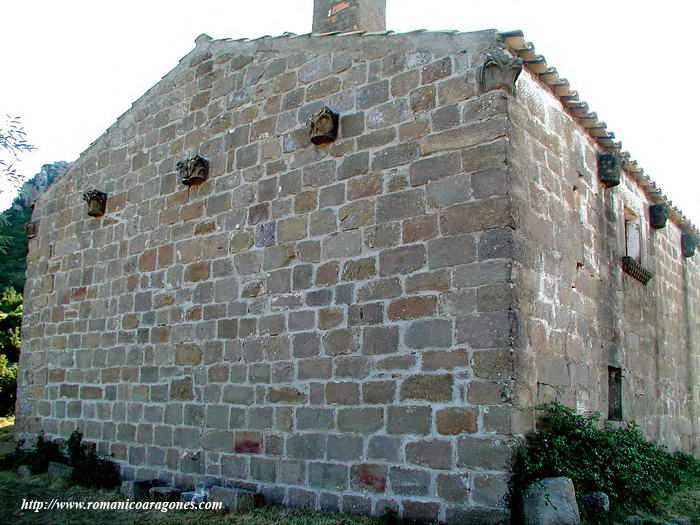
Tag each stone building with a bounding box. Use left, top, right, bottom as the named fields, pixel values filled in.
left=15, top=0, right=699, bottom=522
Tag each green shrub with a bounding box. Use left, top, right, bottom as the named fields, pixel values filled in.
left=67, top=430, right=120, bottom=489
left=0, top=287, right=22, bottom=363
left=514, top=402, right=700, bottom=517
left=0, top=354, right=17, bottom=416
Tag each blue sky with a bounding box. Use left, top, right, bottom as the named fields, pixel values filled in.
left=1, top=0, right=697, bottom=226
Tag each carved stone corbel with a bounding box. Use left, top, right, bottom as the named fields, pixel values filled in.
left=25, top=221, right=38, bottom=239
left=649, top=204, right=669, bottom=230
left=597, top=151, right=622, bottom=188
left=82, top=190, right=108, bottom=217
left=177, top=155, right=209, bottom=186
left=681, top=233, right=697, bottom=258
left=476, top=48, right=523, bottom=95
left=309, top=107, right=339, bottom=145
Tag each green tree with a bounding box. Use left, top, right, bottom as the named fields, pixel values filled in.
left=0, top=288, right=22, bottom=363
left=0, top=115, right=35, bottom=186
left=0, top=206, right=31, bottom=291
left=0, top=115, right=35, bottom=256
left=0, top=161, right=70, bottom=291
left=0, top=353, right=17, bottom=416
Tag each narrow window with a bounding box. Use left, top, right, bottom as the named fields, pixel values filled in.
left=624, top=208, right=641, bottom=261
left=608, top=366, right=622, bottom=421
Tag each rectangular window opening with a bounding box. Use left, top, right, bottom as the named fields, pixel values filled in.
left=608, top=366, right=623, bottom=421
left=624, top=208, right=641, bottom=261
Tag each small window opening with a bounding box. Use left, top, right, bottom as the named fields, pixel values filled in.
left=624, top=208, right=641, bottom=261
left=608, top=366, right=623, bottom=421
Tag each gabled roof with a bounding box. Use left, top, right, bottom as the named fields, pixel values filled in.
left=204, top=27, right=697, bottom=237
left=501, top=30, right=697, bottom=237
left=80, top=27, right=697, bottom=238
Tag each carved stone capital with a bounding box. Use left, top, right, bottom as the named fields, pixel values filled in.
left=597, top=151, right=622, bottom=188
left=309, top=107, right=339, bottom=145
left=177, top=155, right=209, bottom=186
left=681, top=233, right=698, bottom=258
left=649, top=204, right=669, bottom=230
left=25, top=221, right=38, bottom=239
left=82, top=190, right=108, bottom=217
left=477, top=48, right=523, bottom=95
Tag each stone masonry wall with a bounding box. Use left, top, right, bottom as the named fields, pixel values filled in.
left=15, top=31, right=525, bottom=522
left=508, top=72, right=700, bottom=454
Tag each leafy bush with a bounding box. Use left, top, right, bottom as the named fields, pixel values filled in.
left=67, top=431, right=120, bottom=489
left=514, top=402, right=700, bottom=516
left=0, top=354, right=17, bottom=416
left=0, top=287, right=22, bottom=363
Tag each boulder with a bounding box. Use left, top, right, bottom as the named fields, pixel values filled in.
left=47, top=461, right=73, bottom=480
left=181, top=491, right=207, bottom=504
left=121, top=480, right=157, bottom=501
left=522, top=477, right=581, bottom=525
left=149, top=486, right=181, bottom=502
left=580, top=491, right=610, bottom=515
left=209, top=486, right=262, bottom=512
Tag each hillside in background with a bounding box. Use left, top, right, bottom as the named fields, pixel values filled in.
left=0, top=161, right=70, bottom=292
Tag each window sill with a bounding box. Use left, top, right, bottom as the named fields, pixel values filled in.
left=604, top=419, right=628, bottom=430
left=622, top=256, right=653, bottom=285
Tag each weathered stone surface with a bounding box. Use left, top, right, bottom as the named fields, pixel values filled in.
left=580, top=492, right=610, bottom=516
left=149, top=486, right=182, bottom=502
left=390, top=467, right=430, bottom=496
left=388, top=296, right=436, bottom=320
left=376, top=189, right=425, bottom=223
left=405, top=318, right=453, bottom=349
left=436, top=407, right=478, bottom=435
left=439, top=197, right=512, bottom=235
left=522, top=477, right=581, bottom=525
left=428, top=234, right=476, bottom=269
left=387, top=405, right=431, bottom=435
left=400, top=374, right=453, bottom=401
left=419, top=118, right=508, bottom=156
left=457, top=437, right=513, bottom=470
left=405, top=439, right=452, bottom=469
left=437, top=473, right=469, bottom=503
left=378, top=245, right=426, bottom=276
left=209, top=486, right=262, bottom=511
left=122, top=480, right=156, bottom=501
left=47, top=462, right=73, bottom=479
left=409, top=152, right=462, bottom=187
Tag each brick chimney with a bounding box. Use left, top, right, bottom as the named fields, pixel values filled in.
left=312, top=0, right=387, bottom=33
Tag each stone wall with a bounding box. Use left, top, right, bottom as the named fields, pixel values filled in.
left=508, top=72, right=700, bottom=454
left=15, top=31, right=525, bottom=522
